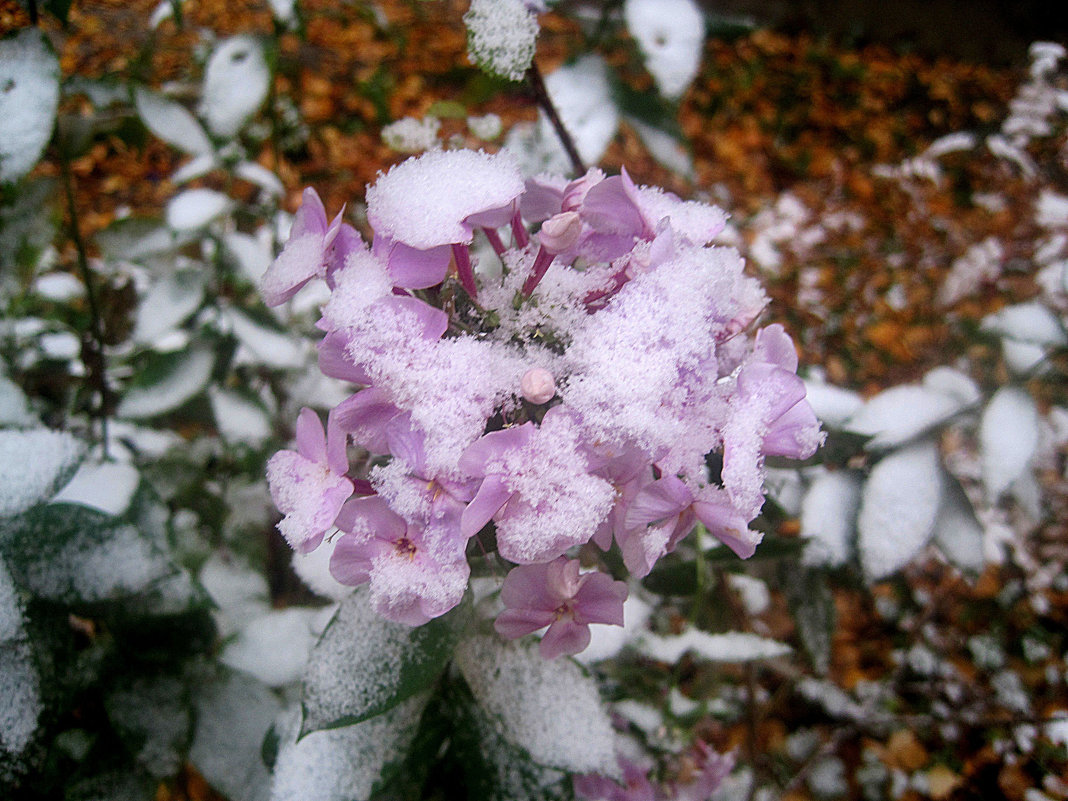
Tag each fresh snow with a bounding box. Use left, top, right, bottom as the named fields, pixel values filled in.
left=624, top=0, right=705, bottom=99
left=979, top=386, right=1040, bottom=500
left=200, top=35, right=270, bottom=138
left=51, top=460, right=140, bottom=517
left=0, top=29, right=60, bottom=183
left=800, top=470, right=861, bottom=567
left=0, top=428, right=83, bottom=517
left=638, top=629, right=792, bottom=663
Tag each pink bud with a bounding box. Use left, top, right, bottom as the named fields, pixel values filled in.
left=538, top=212, right=582, bottom=254
left=520, top=367, right=556, bottom=404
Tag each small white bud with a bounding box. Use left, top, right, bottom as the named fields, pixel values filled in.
left=520, top=367, right=556, bottom=404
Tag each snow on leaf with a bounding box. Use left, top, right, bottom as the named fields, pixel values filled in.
left=0, top=374, right=35, bottom=427
left=208, top=386, right=272, bottom=444
left=844, top=384, right=963, bottom=449
left=933, top=480, right=986, bottom=576
left=624, top=0, right=705, bottom=99
left=221, top=608, right=324, bottom=688
left=981, top=301, right=1067, bottom=347
left=0, top=29, right=60, bottom=183
left=464, top=0, right=539, bottom=82
left=979, top=386, right=1040, bottom=500
left=0, top=428, right=83, bottom=517
left=234, top=161, right=285, bottom=196
left=301, top=589, right=458, bottom=734
left=626, top=115, right=694, bottom=178
left=225, top=308, right=306, bottom=369
left=133, top=87, right=212, bottom=156
left=454, top=635, right=618, bottom=777
left=200, top=35, right=270, bottom=138
left=132, top=269, right=205, bottom=345
left=271, top=694, right=428, bottom=801
left=165, top=188, right=232, bottom=231
left=857, top=441, right=945, bottom=581
left=224, top=230, right=273, bottom=284
left=117, top=347, right=214, bottom=419
left=638, top=629, right=792, bottom=663
left=0, top=556, right=40, bottom=757
left=105, top=675, right=189, bottom=778
left=51, top=460, right=140, bottom=517
left=800, top=469, right=862, bottom=567
left=542, top=56, right=619, bottom=168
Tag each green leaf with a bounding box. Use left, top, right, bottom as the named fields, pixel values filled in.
left=785, top=567, right=835, bottom=675
left=116, top=346, right=215, bottom=420
left=300, top=589, right=463, bottom=736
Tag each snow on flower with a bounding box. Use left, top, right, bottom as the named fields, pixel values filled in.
left=263, top=148, right=822, bottom=650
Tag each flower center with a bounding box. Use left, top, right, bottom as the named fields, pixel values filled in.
left=394, top=537, right=418, bottom=559
left=552, top=601, right=574, bottom=621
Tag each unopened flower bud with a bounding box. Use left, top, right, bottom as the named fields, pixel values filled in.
left=520, top=367, right=556, bottom=404
left=538, top=211, right=582, bottom=254
left=561, top=168, right=605, bottom=212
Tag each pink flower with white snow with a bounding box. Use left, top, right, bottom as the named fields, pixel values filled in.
left=494, top=557, right=628, bottom=659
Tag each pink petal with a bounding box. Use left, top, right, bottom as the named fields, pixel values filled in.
left=457, top=424, right=534, bottom=476
left=332, top=389, right=400, bottom=455
left=494, top=607, right=555, bottom=640
left=380, top=295, right=449, bottom=340
left=329, top=532, right=383, bottom=586
left=383, top=240, right=452, bottom=289
left=460, top=474, right=515, bottom=538
left=540, top=619, right=591, bottom=659
left=295, top=407, right=328, bottom=464
left=573, top=572, right=627, bottom=626
left=464, top=202, right=517, bottom=230
left=624, top=475, right=693, bottom=529
left=290, top=187, right=328, bottom=240
left=324, top=408, right=349, bottom=475
left=499, top=562, right=556, bottom=610
left=318, top=332, right=372, bottom=385
left=520, top=176, right=565, bottom=222
left=763, top=401, right=821, bottom=459
left=693, top=500, right=761, bottom=559
left=581, top=173, right=645, bottom=237
left=334, top=495, right=407, bottom=541
left=753, top=324, right=798, bottom=373
left=260, top=233, right=323, bottom=306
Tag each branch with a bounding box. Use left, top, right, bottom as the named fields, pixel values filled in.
left=526, top=62, right=586, bottom=176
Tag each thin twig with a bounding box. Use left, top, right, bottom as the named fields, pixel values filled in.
left=526, top=62, right=586, bottom=176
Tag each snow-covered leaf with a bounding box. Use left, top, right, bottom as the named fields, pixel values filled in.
left=844, top=384, right=963, bottom=449
left=786, top=568, right=835, bottom=675
left=165, top=188, right=232, bottom=231
left=979, top=386, right=1040, bottom=500
left=857, top=441, right=945, bottom=581
left=301, top=589, right=459, bottom=735
left=225, top=308, right=306, bottom=369
left=638, top=629, right=792, bottom=663
left=981, top=301, right=1067, bottom=347
left=933, top=480, right=986, bottom=576
left=224, top=230, right=273, bottom=284
left=133, top=87, right=212, bottom=156
left=271, top=694, right=428, bottom=801
left=235, top=161, right=285, bottom=196
left=221, top=608, right=326, bottom=688
left=0, top=374, right=35, bottom=427
left=208, top=386, right=272, bottom=444
left=198, top=553, right=270, bottom=639
left=0, top=29, right=60, bottom=183
left=94, top=217, right=182, bottom=261
left=624, top=0, right=705, bottom=99
left=626, top=115, right=694, bottom=178
left=190, top=667, right=280, bottom=801
left=800, top=469, right=862, bottom=567
left=542, top=56, right=619, bottom=168
left=0, top=556, right=40, bottom=757
left=455, top=635, right=617, bottom=777
left=0, top=428, right=83, bottom=517
left=52, top=460, right=140, bottom=517
left=200, top=35, right=270, bottom=138
left=105, top=674, right=189, bottom=778
left=117, top=346, right=215, bottom=419
left=170, top=152, right=217, bottom=184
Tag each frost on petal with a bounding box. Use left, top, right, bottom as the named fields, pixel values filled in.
left=979, top=386, right=1040, bottom=500
left=0, top=29, right=60, bottom=183
left=464, top=0, right=540, bottom=82
left=267, top=447, right=353, bottom=553
left=199, top=35, right=270, bottom=138
left=857, top=441, right=945, bottom=581
left=624, top=0, right=705, bottom=99
left=367, top=149, right=525, bottom=251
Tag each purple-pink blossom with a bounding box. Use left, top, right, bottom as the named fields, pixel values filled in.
left=494, top=557, right=628, bottom=659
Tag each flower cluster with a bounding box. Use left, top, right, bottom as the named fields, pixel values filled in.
left=263, top=148, right=822, bottom=658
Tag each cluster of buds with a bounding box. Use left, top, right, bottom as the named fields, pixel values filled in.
left=263, top=149, right=822, bottom=658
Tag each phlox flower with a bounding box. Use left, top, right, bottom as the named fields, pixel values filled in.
left=574, top=758, right=656, bottom=801
left=494, top=557, right=628, bottom=659
left=266, top=407, right=353, bottom=553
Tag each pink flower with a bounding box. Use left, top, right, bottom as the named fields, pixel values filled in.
left=330, top=495, right=469, bottom=625
left=260, top=188, right=349, bottom=306
left=266, top=407, right=354, bottom=553
left=574, top=758, right=656, bottom=801
left=494, top=557, right=628, bottom=659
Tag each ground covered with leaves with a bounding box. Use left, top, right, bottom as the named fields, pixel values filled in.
left=3, top=1, right=1067, bottom=800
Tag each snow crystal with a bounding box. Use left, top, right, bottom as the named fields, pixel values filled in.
left=541, top=56, right=619, bottom=168
left=221, top=608, right=321, bottom=687
left=639, top=629, right=791, bottom=663
left=0, top=428, right=82, bottom=517
left=367, top=148, right=525, bottom=250
left=857, top=441, right=945, bottom=581
left=455, top=635, right=618, bottom=776
left=52, top=460, right=140, bottom=516
left=979, top=386, right=1039, bottom=500
left=800, top=470, right=861, bottom=567
left=271, top=694, right=427, bottom=801
left=464, top=0, right=539, bottom=82
left=624, top=0, right=705, bottom=99
left=165, top=188, right=232, bottom=230
left=381, top=116, right=441, bottom=153
left=0, top=29, right=60, bottom=183
left=200, top=35, right=270, bottom=138
left=117, top=347, right=214, bottom=419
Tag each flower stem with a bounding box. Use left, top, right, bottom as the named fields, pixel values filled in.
left=526, top=62, right=586, bottom=176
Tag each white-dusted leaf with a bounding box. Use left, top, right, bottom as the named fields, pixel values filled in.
left=224, top=230, right=273, bottom=284
left=266, top=0, right=297, bottom=24
left=981, top=301, right=1067, bottom=346
left=844, top=384, right=962, bottom=449
left=624, top=0, right=705, bottom=99
left=95, top=217, right=181, bottom=261
left=0, top=428, right=83, bottom=516
left=455, top=635, right=617, bottom=777
left=638, top=629, right=792, bottom=664
left=0, top=29, right=60, bottom=183
left=291, top=537, right=353, bottom=602
left=235, top=161, right=285, bottom=196
left=166, top=188, right=232, bottom=231
left=190, top=668, right=280, bottom=801
left=0, top=557, right=40, bottom=756
left=200, top=35, right=270, bottom=138
left=134, top=87, right=212, bottom=156
left=271, top=694, right=428, bottom=801
left=208, top=386, right=272, bottom=444
left=132, top=269, right=205, bottom=345
left=857, top=441, right=945, bottom=581
left=626, top=116, right=694, bottom=179
left=0, top=374, right=35, bottom=427
left=1001, top=338, right=1049, bottom=375
left=542, top=56, right=619, bottom=167
left=800, top=469, right=862, bottom=567
left=117, top=347, right=215, bottom=419
left=980, top=386, right=1040, bottom=500
left=933, top=481, right=986, bottom=575
left=171, top=152, right=218, bottom=184
left=225, top=309, right=306, bottom=368
left=221, top=608, right=323, bottom=688
left=198, top=552, right=271, bottom=638
left=921, top=366, right=981, bottom=406
left=52, top=461, right=140, bottom=517
left=105, top=674, right=189, bottom=778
